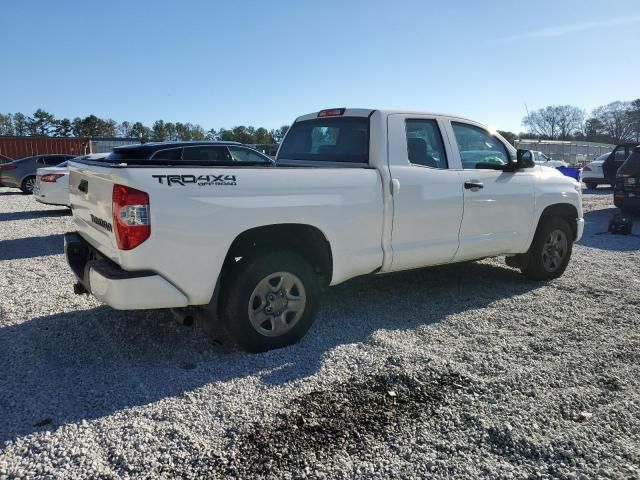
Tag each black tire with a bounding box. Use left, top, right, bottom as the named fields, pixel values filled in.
left=222, top=251, right=320, bottom=353
left=521, top=216, right=573, bottom=281
left=585, top=182, right=597, bottom=189
left=21, top=176, right=36, bottom=194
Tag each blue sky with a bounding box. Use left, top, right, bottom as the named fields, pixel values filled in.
left=1, top=0, right=639, bottom=132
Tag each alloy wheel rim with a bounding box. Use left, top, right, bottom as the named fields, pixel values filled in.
left=248, top=272, right=306, bottom=337
left=542, top=229, right=568, bottom=272
left=25, top=178, right=36, bottom=192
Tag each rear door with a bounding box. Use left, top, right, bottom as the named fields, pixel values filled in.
left=447, top=121, right=534, bottom=260
left=387, top=114, right=464, bottom=271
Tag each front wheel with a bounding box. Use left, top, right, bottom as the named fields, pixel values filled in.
left=521, top=217, right=573, bottom=281
left=222, top=251, right=320, bottom=352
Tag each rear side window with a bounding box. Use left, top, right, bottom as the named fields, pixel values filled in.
left=182, top=146, right=232, bottom=162
left=618, top=148, right=640, bottom=176
left=228, top=146, right=272, bottom=164
left=405, top=119, right=448, bottom=168
left=278, top=117, right=369, bottom=163
left=152, top=148, right=182, bottom=161
left=43, top=156, right=66, bottom=165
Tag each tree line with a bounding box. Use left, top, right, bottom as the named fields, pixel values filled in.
left=0, top=109, right=290, bottom=144
left=2, top=99, right=639, bottom=147
left=498, top=98, right=640, bottom=146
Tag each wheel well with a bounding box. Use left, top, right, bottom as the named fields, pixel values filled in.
left=225, top=223, right=333, bottom=285
left=539, top=203, right=579, bottom=239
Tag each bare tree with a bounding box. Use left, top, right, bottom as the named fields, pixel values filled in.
left=628, top=99, right=640, bottom=142
left=522, top=105, right=584, bottom=140
left=591, top=101, right=634, bottom=143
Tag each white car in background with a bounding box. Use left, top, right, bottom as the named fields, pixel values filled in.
left=532, top=151, right=568, bottom=168
left=582, top=152, right=610, bottom=189
left=34, top=154, right=106, bottom=207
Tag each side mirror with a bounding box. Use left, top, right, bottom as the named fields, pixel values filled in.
left=517, top=149, right=533, bottom=165
left=506, top=149, right=533, bottom=171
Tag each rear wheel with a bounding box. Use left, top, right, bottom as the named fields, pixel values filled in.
left=21, top=176, right=36, bottom=194
left=521, top=217, right=573, bottom=281
left=222, top=251, right=320, bottom=352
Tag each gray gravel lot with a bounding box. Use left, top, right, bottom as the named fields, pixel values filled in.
left=0, top=186, right=639, bottom=479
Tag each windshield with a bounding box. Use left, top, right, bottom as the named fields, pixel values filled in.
left=278, top=117, right=369, bottom=163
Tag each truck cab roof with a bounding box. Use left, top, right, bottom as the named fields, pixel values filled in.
left=293, top=108, right=483, bottom=126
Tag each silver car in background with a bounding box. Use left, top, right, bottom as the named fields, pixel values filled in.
left=0, top=154, right=77, bottom=194
left=582, top=152, right=610, bottom=189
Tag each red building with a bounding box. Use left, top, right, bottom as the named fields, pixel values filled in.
left=0, top=136, right=91, bottom=160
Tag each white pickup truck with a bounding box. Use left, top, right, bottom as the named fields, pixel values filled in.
left=65, top=108, right=584, bottom=352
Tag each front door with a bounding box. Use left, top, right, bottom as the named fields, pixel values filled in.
left=387, top=115, right=464, bottom=271
left=447, top=121, right=535, bottom=261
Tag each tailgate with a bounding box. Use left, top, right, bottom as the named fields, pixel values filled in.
left=68, top=161, right=120, bottom=261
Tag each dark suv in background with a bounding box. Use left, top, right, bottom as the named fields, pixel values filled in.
left=614, top=146, right=640, bottom=213
left=603, top=143, right=639, bottom=185
left=103, top=141, right=274, bottom=165
left=0, top=154, right=77, bottom=193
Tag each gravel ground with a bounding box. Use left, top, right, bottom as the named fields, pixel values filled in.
left=0, top=186, right=639, bottom=479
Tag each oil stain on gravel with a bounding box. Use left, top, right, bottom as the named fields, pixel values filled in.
left=183, top=367, right=464, bottom=478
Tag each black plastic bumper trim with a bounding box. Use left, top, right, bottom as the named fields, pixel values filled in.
left=64, top=232, right=156, bottom=294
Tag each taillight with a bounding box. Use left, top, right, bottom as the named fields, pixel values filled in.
left=40, top=173, right=65, bottom=183
left=0, top=165, right=17, bottom=171
left=318, top=108, right=346, bottom=117
left=112, top=184, right=150, bottom=250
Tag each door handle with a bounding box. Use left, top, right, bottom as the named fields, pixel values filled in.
left=464, top=180, right=483, bottom=190
left=391, top=178, right=400, bottom=195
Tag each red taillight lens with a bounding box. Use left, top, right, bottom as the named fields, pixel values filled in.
left=0, top=165, right=17, bottom=171
left=112, top=184, right=150, bottom=250
left=318, top=108, right=345, bottom=117
left=40, top=173, right=65, bottom=183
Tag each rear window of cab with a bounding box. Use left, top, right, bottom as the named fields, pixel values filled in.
left=278, top=117, right=370, bottom=163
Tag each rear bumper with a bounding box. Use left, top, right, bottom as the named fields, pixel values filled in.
left=34, top=189, right=70, bottom=207
left=64, top=232, right=188, bottom=310
left=576, top=218, right=584, bottom=242
left=614, top=191, right=640, bottom=211
left=582, top=172, right=604, bottom=180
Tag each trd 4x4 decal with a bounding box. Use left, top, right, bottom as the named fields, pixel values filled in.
left=152, top=174, right=237, bottom=186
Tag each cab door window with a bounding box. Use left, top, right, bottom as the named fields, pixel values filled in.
left=451, top=122, right=510, bottom=169
left=405, top=119, right=448, bottom=168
